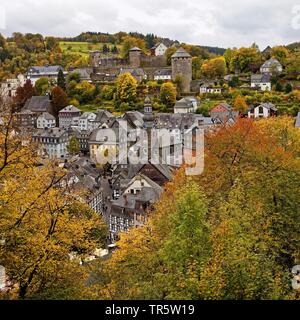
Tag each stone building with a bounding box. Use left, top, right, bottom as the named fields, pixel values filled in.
left=171, top=47, right=192, bottom=93
left=129, top=47, right=143, bottom=68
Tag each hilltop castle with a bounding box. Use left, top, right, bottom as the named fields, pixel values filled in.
left=90, top=46, right=192, bottom=93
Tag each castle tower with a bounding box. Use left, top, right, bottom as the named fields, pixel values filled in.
left=171, top=47, right=192, bottom=93
left=129, top=47, right=142, bottom=68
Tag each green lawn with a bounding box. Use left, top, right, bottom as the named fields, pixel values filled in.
left=59, top=42, right=121, bottom=58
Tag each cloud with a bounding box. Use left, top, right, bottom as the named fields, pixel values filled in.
left=1, top=0, right=299, bottom=48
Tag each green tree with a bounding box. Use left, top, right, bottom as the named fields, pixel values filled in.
left=67, top=136, right=80, bottom=156
left=57, top=69, right=66, bottom=90
left=35, top=77, right=51, bottom=96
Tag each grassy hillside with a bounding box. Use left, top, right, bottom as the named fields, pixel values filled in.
left=59, top=41, right=121, bottom=58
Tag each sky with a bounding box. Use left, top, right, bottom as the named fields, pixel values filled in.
left=0, top=0, right=299, bottom=49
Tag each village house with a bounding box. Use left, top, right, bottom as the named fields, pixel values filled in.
left=59, top=105, right=82, bottom=129
left=27, top=65, right=67, bottom=85
left=248, top=103, right=278, bottom=118
left=89, top=127, right=119, bottom=163
left=108, top=178, right=163, bottom=242
left=36, top=112, right=56, bottom=129
left=153, top=69, right=172, bottom=81
left=174, top=97, right=198, bottom=114
left=251, top=74, right=271, bottom=91
left=210, top=103, right=239, bottom=124
left=69, top=68, right=93, bottom=82
left=0, top=74, right=26, bottom=98
left=32, top=127, right=69, bottom=159
left=150, top=43, right=168, bottom=56
left=260, top=58, right=283, bottom=74
left=200, top=82, right=224, bottom=94
left=23, top=95, right=54, bottom=115
left=71, top=127, right=93, bottom=155
left=15, top=109, right=38, bottom=128
left=78, top=112, right=97, bottom=131
left=62, top=158, right=104, bottom=215
left=94, top=109, right=115, bottom=128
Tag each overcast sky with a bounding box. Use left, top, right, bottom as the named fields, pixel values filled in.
left=0, top=0, right=299, bottom=49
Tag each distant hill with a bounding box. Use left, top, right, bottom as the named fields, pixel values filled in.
left=286, top=42, right=300, bottom=51
left=200, top=46, right=226, bottom=55
left=59, top=32, right=226, bottom=55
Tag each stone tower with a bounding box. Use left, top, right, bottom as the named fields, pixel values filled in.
left=129, top=47, right=142, bottom=68
left=171, top=47, right=192, bottom=93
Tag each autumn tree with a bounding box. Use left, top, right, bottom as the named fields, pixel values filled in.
left=14, top=79, right=36, bottom=111
left=51, top=86, right=68, bottom=116
left=121, top=36, right=146, bottom=58
left=160, top=82, right=177, bottom=108
left=91, top=118, right=300, bottom=300
left=230, top=47, right=262, bottom=73
left=200, top=57, right=227, bottom=79
left=114, top=73, right=137, bottom=109
left=271, top=46, right=290, bottom=66
left=0, top=105, right=108, bottom=299
left=233, top=95, right=248, bottom=114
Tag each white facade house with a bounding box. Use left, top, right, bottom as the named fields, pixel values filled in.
left=0, top=74, right=26, bottom=98
left=32, top=128, right=69, bottom=159
left=174, top=97, right=198, bottom=114
left=151, top=43, right=168, bottom=56
left=200, top=84, right=223, bottom=94
left=260, top=58, right=283, bottom=74
left=248, top=103, right=278, bottom=118
left=251, top=74, right=271, bottom=91
left=153, top=69, right=172, bottom=81
left=36, top=112, right=56, bottom=129
left=78, top=112, right=97, bottom=131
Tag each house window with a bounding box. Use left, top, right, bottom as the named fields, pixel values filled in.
left=259, top=106, right=264, bottom=114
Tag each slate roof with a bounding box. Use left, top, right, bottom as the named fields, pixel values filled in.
left=261, top=58, right=282, bottom=69
left=70, top=68, right=93, bottom=80
left=24, top=96, right=53, bottom=114
left=27, top=65, right=63, bottom=75
left=33, top=127, right=67, bottom=139
left=174, top=98, right=194, bottom=109
left=38, top=112, right=55, bottom=121
left=251, top=73, right=271, bottom=83
left=171, top=47, right=191, bottom=59
left=154, top=69, right=172, bottom=76
left=256, top=103, right=278, bottom=111
left=59, top=105, right=82, bottom=114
